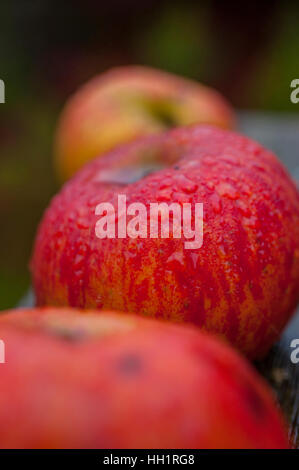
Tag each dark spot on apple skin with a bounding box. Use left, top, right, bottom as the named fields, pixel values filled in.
left=174, top=166, right=180, bottom=170
left=117, top=354, right=143, bottom=376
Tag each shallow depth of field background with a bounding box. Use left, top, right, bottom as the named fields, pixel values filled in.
left=0, top=0, right=298, bottom=309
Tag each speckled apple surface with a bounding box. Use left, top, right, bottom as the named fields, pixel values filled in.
left=0, top=308, right=290, bottom=448
left=31, top=126, right=299, bottom=359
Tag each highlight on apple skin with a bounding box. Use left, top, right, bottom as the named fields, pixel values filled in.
left=54, top=66, right=235, bottom=181
left=0, top=308, right=290, bottom=449
left=31, top=125, right=299, bottom=359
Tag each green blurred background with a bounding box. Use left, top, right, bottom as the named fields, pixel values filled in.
left=0, top=0, right=298, bottom=309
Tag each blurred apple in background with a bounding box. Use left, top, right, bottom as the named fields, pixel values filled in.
left=54, top=66, right=234, bottom=181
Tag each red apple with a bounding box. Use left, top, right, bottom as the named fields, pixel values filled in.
left=54, top=66, right=234, bottom=180
left=31, top=125, right=299, bottom=359
left=0, top=308, right=289, bottom=448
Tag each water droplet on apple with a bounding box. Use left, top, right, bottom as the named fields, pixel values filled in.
left=210, top=193, right=222, bottom=214
left=166, top=251, right=185, bottom=269
left=243, top=215, right=258, bottom=228
left=156, top=188, right=173, bottom=202
left=219, top=244, right=226, bottom=255
left=216, top=182, right=239, bottom=200
left=190, top=252, right=199, bottom=269
left=236, top=200, right=251, bottom=217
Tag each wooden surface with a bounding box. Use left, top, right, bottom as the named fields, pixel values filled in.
left=18, top=112, right=299, bottom=447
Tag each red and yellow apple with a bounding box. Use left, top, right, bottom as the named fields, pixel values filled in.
left=54, top=66, right=234, bottom=180
left=31, top=126, right=299, bottom=359
left=0, top=307, right=289, bottom=448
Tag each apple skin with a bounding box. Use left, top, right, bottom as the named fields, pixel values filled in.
left=31, top=126, right=299, bottom=359
left=54, top=66, right=235, bottom=180
left=0, top=307, right=289, bottom=449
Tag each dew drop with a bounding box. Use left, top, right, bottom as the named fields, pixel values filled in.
left=190, top=252, right=199, bottom=269
left=156, top=188, right=173, bottom=202
left=210, top=193, right=222, bottom=214
left=236, top=200, right=251, bottom=217
left=167, top=251, right=185, bottom=269
left=216, top=182, right=239, bottom=200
